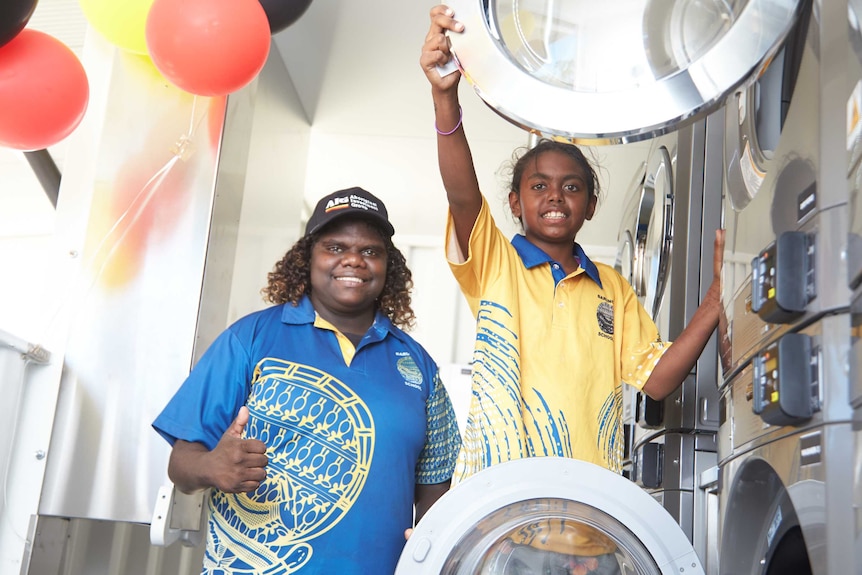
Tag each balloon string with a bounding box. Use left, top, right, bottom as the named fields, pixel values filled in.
left=35, top=98, right=211, bottom=345
left=88, top=156, right=180, bottom=282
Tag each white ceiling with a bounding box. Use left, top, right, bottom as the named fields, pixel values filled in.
left=1, top=0, right=649, bottom=247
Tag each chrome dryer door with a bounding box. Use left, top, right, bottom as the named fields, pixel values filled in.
left=445, top=0, right=803, bottom=144
left=396, top=457, right=704, bottom=575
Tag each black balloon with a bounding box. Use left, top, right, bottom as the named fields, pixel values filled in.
left=0, top=0, right=38, bottom=48
left=259, top=0, right=313, bottom=34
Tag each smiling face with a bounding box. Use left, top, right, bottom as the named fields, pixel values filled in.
left=509, top=149, right=597, bottom=256
left=309, top=218, right=388, bottom=333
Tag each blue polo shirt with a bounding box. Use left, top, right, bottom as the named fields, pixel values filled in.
left=153, top=296, right=460, bottom=574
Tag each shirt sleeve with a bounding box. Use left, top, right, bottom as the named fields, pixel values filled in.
left=446, top=197, right=516, bottom=302
left=151, top=327, right=254, bottom=450
left=616, top=277, right=672, bottom=390
left=415, top=370, right=462, bottom=484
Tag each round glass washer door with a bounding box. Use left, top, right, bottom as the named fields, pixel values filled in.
left=445, top=0, right=803, bottom=144
left=615, top=161, right=647, bottom=295
left=396, top=457, right=704, bottom=575
left=641, top=146, right=674, bottom=321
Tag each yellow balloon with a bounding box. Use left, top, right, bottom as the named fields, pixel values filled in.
left=79, top=0, right=154, bottom=55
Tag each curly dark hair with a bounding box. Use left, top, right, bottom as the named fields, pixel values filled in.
left=261, top=222, right=416, bottom=330
left=507, top=139, right=602, bottom=203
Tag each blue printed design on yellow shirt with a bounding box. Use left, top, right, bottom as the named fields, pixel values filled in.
left=447, top=198, right=668, bottom=481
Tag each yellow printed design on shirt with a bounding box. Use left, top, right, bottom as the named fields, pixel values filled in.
left=204, top=360, right=374, bottom=574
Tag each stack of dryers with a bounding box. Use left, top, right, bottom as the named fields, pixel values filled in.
left=615, top=119, right=724, bottom=571
left=717, top=0, right=854, bottom=573
left=848, top=0, right=862, bottom=569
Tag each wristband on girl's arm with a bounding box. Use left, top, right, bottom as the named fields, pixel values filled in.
left=435, top=106, right=463, bottom=136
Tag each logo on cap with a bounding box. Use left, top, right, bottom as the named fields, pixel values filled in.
left=306, top=187, right=394, bottom=237
left=325, top=196, right=351, bottom=212
left=325, top=194, right=381, bottom=214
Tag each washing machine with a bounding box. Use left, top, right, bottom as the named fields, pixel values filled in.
left=613, top=124, right=723, bottom=558
left=397, top=457, right=705, bottom=575
left=614, top=136, right=675, bottom=334
left=717, top=0, right=854, bottom=572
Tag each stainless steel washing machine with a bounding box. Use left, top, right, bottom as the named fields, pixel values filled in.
left=397, top=457, right=704, bottom=575
left=717, top=315, right=852, bottom=575
left=614, top=135, right=676, bottom=330
left=614, top=125, right=723, bottom=560
left=717, top=0, right=853, bottom=572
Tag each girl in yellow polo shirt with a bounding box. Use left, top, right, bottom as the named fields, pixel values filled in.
left=420, top=2, right=723, bottom=480
left=420, top=6, right=724, bottom=573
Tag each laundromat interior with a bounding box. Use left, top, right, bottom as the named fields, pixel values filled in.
left=2, top=0, right=862, bottom=573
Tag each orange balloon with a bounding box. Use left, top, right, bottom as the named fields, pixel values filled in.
left=0, top=29, right=89, bottom=150
left=145, top=0, right=270, bottom=97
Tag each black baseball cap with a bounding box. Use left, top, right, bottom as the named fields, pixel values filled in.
left=305, top=187, right=395, bottom=237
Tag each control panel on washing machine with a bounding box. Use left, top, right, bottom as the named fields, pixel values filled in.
left=752, top=334, right=819, bottom=426
left=751, top=231, right=815, bottom=323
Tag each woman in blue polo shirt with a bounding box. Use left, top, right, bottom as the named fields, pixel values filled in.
left=153, top=187, right=461, bottom=575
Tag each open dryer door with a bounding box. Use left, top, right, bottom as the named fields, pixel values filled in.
left=445, top=0, right=804, bottom=144
left=397, top=458, right=704, bottom=575
left=614, top=143, right=674, bottom=323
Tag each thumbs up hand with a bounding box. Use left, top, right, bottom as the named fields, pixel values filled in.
left=209, top=405, right=269, bottom=493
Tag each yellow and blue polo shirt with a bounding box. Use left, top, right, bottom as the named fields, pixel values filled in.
left=153, top=296, right=460, bottom=574
left=447, top=198, right=668, bottom=481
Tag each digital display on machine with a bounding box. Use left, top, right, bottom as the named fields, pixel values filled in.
left=755, top=248, right=777, bottom=306
left=758, top=348, right=780, bottom=408
left=752, top=334, right=816, bottom=426
left=750, top=232, right=811, bottom=323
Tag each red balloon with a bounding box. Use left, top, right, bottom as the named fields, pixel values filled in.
left=146, top=0, right=271, bottom=97
left=0, top=29, right=89, bottom=151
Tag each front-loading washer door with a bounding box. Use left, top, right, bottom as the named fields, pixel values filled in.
left=396, top=457, right=704, bottom=575
left=641, top=146, right=674, bottom=321
left=445, top=0, right=803, bottom=144
left=615, top=161, right=647, bottom=294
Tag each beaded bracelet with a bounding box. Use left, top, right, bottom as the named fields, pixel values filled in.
left=435, top=106, right=463, bottom=136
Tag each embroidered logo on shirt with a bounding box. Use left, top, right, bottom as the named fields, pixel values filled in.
left=596, top=301, right=614, bottom=339
left=396, top=354, right=423, bottom=389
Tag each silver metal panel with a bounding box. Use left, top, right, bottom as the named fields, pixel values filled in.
left=19, top=515, right=69, bottom=575
left=851, top=291, right=862, bottom=406
left=695, top=464, right=720, bottom=575
left=35, top=51, right=232, bottom=524
left=849, top=0, right=862, bottom=288
left=23, top=517, right=204, bottom=575
left=854, top=406, right=862, bottom=572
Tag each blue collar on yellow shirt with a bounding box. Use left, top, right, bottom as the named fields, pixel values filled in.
left=511, top=234, right=603, bottom=289
left=279, top=294, right=404, bottom=343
